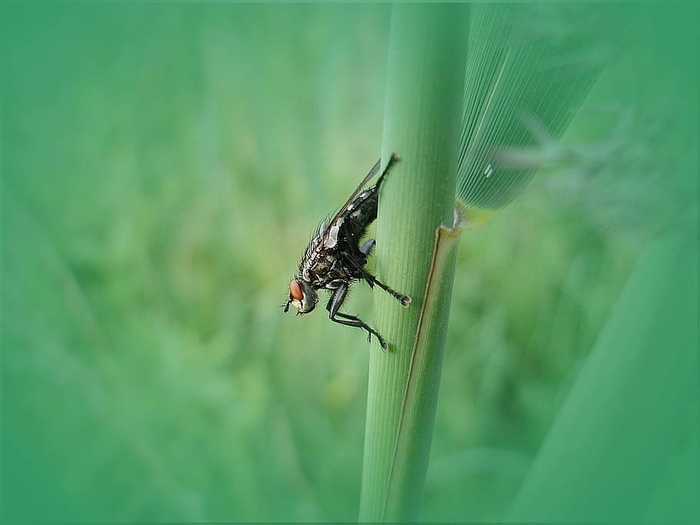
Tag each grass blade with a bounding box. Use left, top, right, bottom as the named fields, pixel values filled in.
left=359, top=4, right=469, bottom=522
left=457, top=3, right=630, bottom=227
left=506, top=230, right=697, bottom=522
left=383, top=214, right=465, bottom=521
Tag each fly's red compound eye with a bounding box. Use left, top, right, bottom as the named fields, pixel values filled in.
left=289, top=280, right=304, bottom=301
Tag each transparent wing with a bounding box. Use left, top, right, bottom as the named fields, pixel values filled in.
left=318, top=157, right=382, bottom=248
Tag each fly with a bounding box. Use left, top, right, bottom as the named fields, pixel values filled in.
left=283, top=153, right=411, bottom=350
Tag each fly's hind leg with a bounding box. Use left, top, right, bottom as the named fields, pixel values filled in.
left=359, top=238, right=376, bottom=256
left=368, top=275, right=412, bottom=307
left=357, top=239, right=412, bottom=308
left=326, top=282, right=388, bottom=350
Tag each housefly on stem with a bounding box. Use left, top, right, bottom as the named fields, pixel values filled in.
left=283, top=153, right=411, bottom=350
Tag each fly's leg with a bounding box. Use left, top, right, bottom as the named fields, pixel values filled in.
left=359, top=238, right=376, bottom=256
left=357, top=239, right=412, bottom=307
left=326, top=282, right=388, bottom=350
left=333, top=311, right=388, bottom=351
left=367, top=274, right=412, bottom=307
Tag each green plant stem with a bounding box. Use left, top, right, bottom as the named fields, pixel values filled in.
left=359, top=4, right=469, bottom=522
left=383, top=219, right=463, bottom=521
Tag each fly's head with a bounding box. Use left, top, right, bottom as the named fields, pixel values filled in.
left=284, top=278, right=318, bottom=315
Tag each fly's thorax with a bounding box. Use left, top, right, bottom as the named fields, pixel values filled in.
left=324, top=219, right=343, bottom=249
left=288, top=278, right=318, bottom=314
left=301, top=244, right=339, bottom=282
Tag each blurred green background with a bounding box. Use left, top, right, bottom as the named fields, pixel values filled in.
left=2, top=3, right=697, bottom=523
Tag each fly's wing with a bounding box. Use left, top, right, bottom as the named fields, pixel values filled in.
left=317, top=157, right=382, bottom=249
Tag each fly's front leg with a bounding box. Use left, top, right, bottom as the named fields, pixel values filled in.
left=326, top=281, right=388, bottom=350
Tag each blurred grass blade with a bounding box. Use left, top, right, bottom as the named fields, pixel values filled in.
left=384, top=213, right=465, bottom=521
left=359, top=3, right=468, bottom=522
left=505, top=6, right=699, bottom=521
left=457, top=3, right=631, bottom=226
left=505, top=230, right=698, bottom=522
left=529, top=3, right=698, bottom=241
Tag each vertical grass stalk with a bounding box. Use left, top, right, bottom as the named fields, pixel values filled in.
left=359, top=4, right=469, bottom=522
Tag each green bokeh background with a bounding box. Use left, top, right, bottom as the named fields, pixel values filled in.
left=2, top=3, right=697, bottom=523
